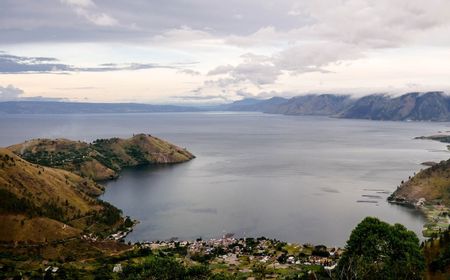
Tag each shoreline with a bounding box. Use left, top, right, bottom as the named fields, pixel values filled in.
left=388, top=197, right=450, bottom=237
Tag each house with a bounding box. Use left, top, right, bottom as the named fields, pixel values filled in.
left=113, top=264, right=123, bottom=273
left=416, top=198, right=426, bottom=207
left=45, top=266, right=59, bottom=274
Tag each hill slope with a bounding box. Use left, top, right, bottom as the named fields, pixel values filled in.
left=388, top=159, right=450, bottom=207
left=339, top=92, right=450, bottom=121
left=0, top=148, right=122, bottom=242
left=223, top=97, right=288, bottom=112
left=8, top=134, right=195, bottom=181
left=265, top=94, right=351, bottom=115
left=225, top=92, right=450, bottom=121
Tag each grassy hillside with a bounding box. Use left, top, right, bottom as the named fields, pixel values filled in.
left=0, top=148, right=123, bottom=242
left=8, top=133, right=195, bottom=181
left=388, top=159, right=450, bottom=207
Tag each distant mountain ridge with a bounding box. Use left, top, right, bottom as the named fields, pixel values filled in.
left=2, top=91, right=450, bottom=121
left=0, top=101, right=202, bottom=114
left=339, top=92, right=450, bottom=121
left=225, top=91, right=450, bottom=121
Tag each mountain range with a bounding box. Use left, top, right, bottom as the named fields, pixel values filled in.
left=224, top=91, right=450, bottom=121
left=2, top=91, right=450, bottom=121
left=0, top=101, right=202, bottom=114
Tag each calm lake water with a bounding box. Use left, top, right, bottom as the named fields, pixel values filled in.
left=1, top=112, right=449, bottom=246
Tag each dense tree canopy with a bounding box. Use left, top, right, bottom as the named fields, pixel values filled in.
left=336, top=217, right=424, bottom=280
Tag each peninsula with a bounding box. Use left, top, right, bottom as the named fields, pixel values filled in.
left=7, top=134, right=195, bottom=181
left=389, top=133, right=450, bottom=237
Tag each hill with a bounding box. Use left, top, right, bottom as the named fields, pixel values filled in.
left=339, top=92, right=450, bottom=121
left=0, top=148, right=124, bottom=243
left=388, top=159, right=450, bottom=207
left=265, top=94, right=352, bottom=115
left=222, top=96, right=288, bottom=112
left=388, top=155, right=450, bottom=237
left=8, top=134, right=195, bottom=181
left=389, top=133, right=450, bottom=208
left=225, top=91, right=450, bottom=121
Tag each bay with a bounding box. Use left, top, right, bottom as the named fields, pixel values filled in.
left=1, top=112, right=449, bottom=245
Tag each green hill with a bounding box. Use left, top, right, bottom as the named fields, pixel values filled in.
left=8, top=133, right=195, bottom=181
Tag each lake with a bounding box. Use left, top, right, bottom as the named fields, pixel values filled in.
left=1, top=112, right=449, bottom=246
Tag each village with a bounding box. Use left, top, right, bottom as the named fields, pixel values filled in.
left=134, top=235, right=342, bottom=276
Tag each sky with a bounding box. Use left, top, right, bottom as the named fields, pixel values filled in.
left=0, top=0, right=450, bottom=104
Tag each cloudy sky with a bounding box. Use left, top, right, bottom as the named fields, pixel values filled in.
left=0, top=0, right=450, bottom=103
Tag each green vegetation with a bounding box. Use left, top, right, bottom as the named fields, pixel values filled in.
left=1, top=217, right=441, bottom=279
left=8, top=134, right=195, bottom=181
left=336, top=217, right=424, bottom=280
left=3, top=131, right=449, bottom=279
left=0, top=188, right=37, bottom=215
left=415, top=134, right=450, bottom=144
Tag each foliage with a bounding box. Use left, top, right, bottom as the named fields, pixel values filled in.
left=312, top=245, right=330, bottom=257
left=125, top=145, right=149, bottom=164
left=425, top=228, right=450, bottom=274
left=96, top=200, right=122, bottom=226
left=0, top=189, right=36, bottom=215
left=119, top=256, right=211, bottom=279
left=336, top=217, right=424, bottom=280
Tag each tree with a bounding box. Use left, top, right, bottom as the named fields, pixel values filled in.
left=336, top=217, right=424, bottom=280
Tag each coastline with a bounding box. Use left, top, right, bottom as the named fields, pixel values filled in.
left=388, top=196, right=450, bottom=237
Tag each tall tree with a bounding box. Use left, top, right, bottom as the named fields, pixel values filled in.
left=336, top=217, right=424, bottom=280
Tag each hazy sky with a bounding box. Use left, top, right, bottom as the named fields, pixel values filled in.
left=1, top=0, right=450, bottom=103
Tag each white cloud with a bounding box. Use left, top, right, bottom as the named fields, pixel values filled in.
left=60, top=0, right=119, bottom=26
left=2, top=0, right=450, bottom=101
left=207, top=65, right=235, bottom=75
left=177, top=69, right=201, bottom=76
left=273, top=42, right=363, bottom=74
left=0, top=85, right=24, bottom=101
left=0, top=84, right=68, bottom=101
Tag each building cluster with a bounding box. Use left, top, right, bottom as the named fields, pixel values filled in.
left=136, top=235, right=341, bottom=270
